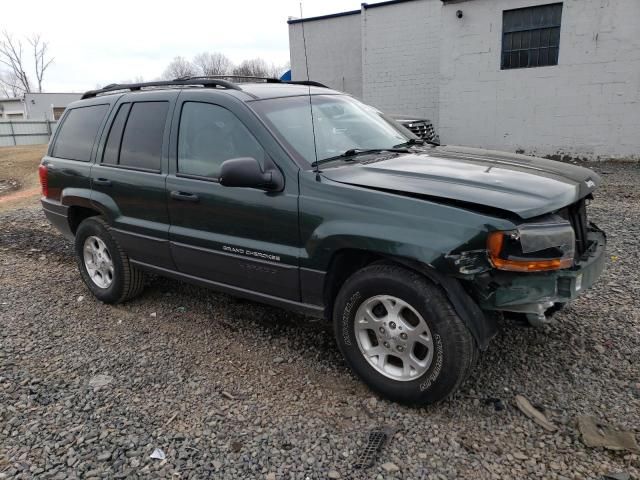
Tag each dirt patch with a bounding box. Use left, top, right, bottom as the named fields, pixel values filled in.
left=0, top=144, right=46, bottom=210
left=0, top=178, right=20, bottom=196
left=0, top=186, right=40, bottom=205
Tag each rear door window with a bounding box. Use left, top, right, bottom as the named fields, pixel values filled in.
left=52, top=104, right=109, bottom=161
left=119, top=102, right=169, bottom=171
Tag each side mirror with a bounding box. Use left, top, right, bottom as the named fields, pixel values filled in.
left=219, top=157, right=284, bottom=191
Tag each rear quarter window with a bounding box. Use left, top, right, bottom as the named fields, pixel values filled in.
left=52, top=104, right=109, bottom=161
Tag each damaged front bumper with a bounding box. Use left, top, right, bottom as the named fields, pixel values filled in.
left=475, top=228, right=606, bottom=319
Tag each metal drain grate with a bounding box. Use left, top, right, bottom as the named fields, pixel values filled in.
left=353, top=427, right=393, bottom=469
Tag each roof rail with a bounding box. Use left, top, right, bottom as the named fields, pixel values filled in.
left=184, top=75, right=330, bottom=89
left=187, top=75, right=280, bottom=83
left=283, top=80, right=330, bottom=88
left=81, top=78, right=242, bottom=99
left=81, top=76, right=331, bottom=99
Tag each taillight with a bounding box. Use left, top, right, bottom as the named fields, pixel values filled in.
left=38, top=164, right=49, bottom=198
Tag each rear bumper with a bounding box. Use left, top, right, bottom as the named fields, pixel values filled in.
left=479, top=227, right=606, bottom=312
left=41, top=198, right=73, bottom=241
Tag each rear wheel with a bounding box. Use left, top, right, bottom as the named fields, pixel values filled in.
left=74, top=217, right=145, bottom=304
left=333, top=263, right=477, bottom=405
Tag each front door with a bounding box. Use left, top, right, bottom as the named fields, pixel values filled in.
left=166, top=92, right=300, bottom=301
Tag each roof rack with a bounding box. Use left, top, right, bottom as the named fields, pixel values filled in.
left=187, top=75, right=278, bottom=83
left=81, top=78, right=242, bottom=99
left=284, top=80, right=330, bottom=88
left=81, top=76, right=330, bottom=100
left=185, top=75, right=330, bottom=89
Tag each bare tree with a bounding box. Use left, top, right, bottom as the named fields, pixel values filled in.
left=267, top=61, right=290, bottom=79
left=162, top=56, right=196, bottom=80
left=193, top=52, right=232, bottom=76
left=232, top=58, right=271, bottom=78
left=0, top=31, right=54, bottom=97
left=118, top=75, right=145, bottom=84
left=0, top=31, right=31, bottom=94
left=159, top=55, right=286, bottom=84
left=29, top=35, right=54, bottom=93
left=0, top=69, right=22, bottom=97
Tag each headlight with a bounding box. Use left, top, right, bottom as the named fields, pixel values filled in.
left=487, top=215, right=575, bottom=272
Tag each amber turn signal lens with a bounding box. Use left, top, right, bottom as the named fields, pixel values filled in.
left=487, top=231, right=572, bottom=272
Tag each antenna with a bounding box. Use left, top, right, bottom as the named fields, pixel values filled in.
left=300, top=2, right=312, bottom=83
left=299, top=2, right=320, bottom=175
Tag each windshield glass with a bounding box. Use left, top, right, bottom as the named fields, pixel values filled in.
left=251, top=95, right=416, bottom=166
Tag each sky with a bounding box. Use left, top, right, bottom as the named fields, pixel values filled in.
left=2, top=0, right=363, bottom=93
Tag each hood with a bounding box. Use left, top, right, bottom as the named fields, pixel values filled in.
left=320, top=145, right=601, bottom=219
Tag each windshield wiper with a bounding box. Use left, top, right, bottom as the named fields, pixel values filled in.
left=394, top=137, right=440, bottom=147
left=313, top=148, right=410, bottom=166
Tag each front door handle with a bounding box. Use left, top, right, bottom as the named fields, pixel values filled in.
left=93, top=178, right=112, bottom=186
left=170, top=191, right=199, bottom=203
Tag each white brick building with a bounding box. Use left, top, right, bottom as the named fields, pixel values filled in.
left=288, top=0, right=640, bottom=160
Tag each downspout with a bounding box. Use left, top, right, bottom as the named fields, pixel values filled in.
left=360, top=2, right=367, bottom=103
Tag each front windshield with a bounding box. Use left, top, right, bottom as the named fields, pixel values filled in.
left=251, top=94, right=417, bottom=166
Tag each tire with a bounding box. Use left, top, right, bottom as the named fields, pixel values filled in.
left=74, top=217, right=145, bottom=304
left=333, top=263, right=477, bottom=405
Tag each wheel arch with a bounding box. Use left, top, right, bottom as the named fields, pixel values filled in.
left=59, top=190, right=101, bottom=235
left=322, top=248, right=385, bottom=320
left=389, top=256, right=497, bottom=350
left=324, top=249, right=497, bottom=350
left=67, top=205, right=101, bottom=235
left=63, top=189, right=120, bottom=236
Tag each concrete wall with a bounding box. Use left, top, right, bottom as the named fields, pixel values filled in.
left=362, top=0, right=441, bottom=124
left=289, top=12, right=363, bottom=98
left=438, top=0, right=640, bottom=160
left=23, top=93, right=82, bottom=121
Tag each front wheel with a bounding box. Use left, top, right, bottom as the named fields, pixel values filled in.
left=333, top=263, right=477, bottom=405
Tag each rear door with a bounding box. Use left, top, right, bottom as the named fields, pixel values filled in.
left=166, top=91, right=301, bottom=301
left=91, top=91, right=177, bottom=269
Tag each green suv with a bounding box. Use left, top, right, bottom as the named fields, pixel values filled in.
left=40, top=77, right=606, bottom=405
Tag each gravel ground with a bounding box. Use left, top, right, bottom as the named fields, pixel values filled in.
left=1, top=162, right=639, bottom=480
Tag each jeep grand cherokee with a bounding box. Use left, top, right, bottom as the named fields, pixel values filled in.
left=40, top=77, right=606, bottom=404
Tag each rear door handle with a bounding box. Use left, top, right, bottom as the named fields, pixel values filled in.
left=93, top=178, right=112, bottom=186
left=170, top=191, right=199, bottom=202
